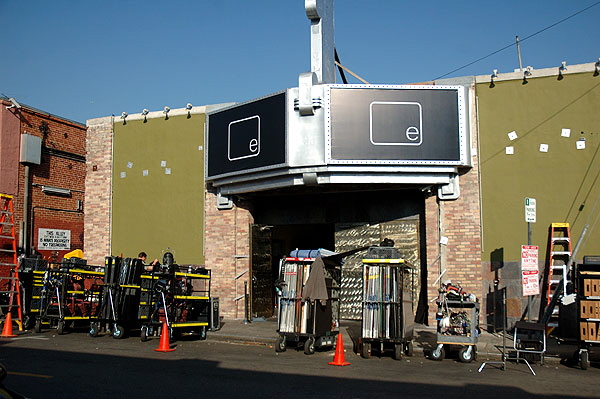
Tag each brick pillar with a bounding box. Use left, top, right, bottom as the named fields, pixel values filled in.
left=84, top=117, right=113, bottom=266
left=424, top=84, right=482, bottom=326
left=204, top=192, right=253, bottom=319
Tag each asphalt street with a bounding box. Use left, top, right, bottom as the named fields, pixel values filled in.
left=0, top=329, right=598, bottom=399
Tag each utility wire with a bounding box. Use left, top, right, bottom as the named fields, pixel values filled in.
left=434, top=1, right=600, bottom=80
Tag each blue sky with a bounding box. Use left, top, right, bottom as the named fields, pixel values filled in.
left=1, top=1, right=598, bottom=123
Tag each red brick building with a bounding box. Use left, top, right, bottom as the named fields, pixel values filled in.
left=0, top=97, right=86, bottom=263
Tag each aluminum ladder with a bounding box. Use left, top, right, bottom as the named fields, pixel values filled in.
left=543, top=222, right=572, bottom=328
left=0, top=194, right=23, bottom=331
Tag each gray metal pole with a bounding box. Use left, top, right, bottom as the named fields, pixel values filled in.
left=527, top=221, right=532, bottom=321
left=305, top=0, right=335, bottom=84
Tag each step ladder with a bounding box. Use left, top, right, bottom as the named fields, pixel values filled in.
left=0, top=194, right=23, bottom=331
left=543, top=223, right=572, bottom=326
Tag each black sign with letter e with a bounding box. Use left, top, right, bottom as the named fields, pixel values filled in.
left=207, top=91, right=286, bottom=178
left=328, top=86, right=465, bottom=164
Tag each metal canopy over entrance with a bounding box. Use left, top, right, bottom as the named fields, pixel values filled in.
left=206, top=84, right=469, bottom=202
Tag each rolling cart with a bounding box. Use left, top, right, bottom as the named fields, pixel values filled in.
left=34, top=263, right=103, bottom=334
left=275, top=250, right=341, bottom=355
left=138, top=259, right=211, bottom=342
left=360, top=246, right=415, bottom=360
left=575, top=256, right=600, bottom=369
left=430, top=283, right=480, bottom=363
left=17, top=257, right=48, bottom=330
left=89, top=256, right=143, bottom=338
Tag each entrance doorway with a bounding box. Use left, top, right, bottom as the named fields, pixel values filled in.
left=250, top=223, right=334, bottom=318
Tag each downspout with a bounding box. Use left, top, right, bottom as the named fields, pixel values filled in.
left=22, top=165, right=30, bottom=255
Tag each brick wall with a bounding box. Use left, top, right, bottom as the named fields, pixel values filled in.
left=84, top=117, right=113, bottom=265
left=204, top=191, right=253, bottom=319
left=10, top=109, right=87, bottom=261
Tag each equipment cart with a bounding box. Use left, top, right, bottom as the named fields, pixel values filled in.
left=89, top=256, right=143, bottom=338
left=360, top=246, right=415, bottom=360
left=34, top=263, right=103, bottom=334
left=18, top=257, right=48, bottom=330
left=575, top=256, right=600, bottom=369
left=275, top=249, right=341, bottom=355
left=430, top=285, right=480, bottom=363
left=138, top=261, right=211, bottom=342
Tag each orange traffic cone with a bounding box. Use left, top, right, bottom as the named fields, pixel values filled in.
left=1, top=313, right=17, bottom=338
left=153, top=322, right=175, bottom=352
left=328, top=333, right=350, bottom=366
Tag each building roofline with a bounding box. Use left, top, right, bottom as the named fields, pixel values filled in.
left=0, top=96, right=86, bottom=128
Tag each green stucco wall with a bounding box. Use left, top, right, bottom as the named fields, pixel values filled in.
left=477, top=72, right=600, bottom=264
left=112, top=114, right=205, bottom=264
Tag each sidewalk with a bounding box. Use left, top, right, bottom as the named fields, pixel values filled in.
left=206, top=317, right=522, bottom=360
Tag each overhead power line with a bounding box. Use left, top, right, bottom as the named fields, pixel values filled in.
left=434, top=1, right=600, bottom=80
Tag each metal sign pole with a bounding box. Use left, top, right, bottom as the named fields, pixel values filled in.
left=527, top=222, right=532, bottom=321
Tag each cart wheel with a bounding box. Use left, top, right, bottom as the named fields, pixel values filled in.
left=140, top=326, right=149, bottom=342
left=34, top=318, right=42, bottom=333
left=405, top=341, right=414, bottom=357
left=458, top=346, right=475, bottom=363
left=112, top=325, right=125, bottom=339
left=361, top=342, right=371, bottom=359
left=580, top=350, right=589, bottom=370
left=430, top=345, right=445, bottom=361
left=392, top=343, right=403, bottom=360
left=304, top=337, right=316, bottom=355
left=57, top=320, right=65, bottom=335
left=89, top=322, right=99, bottom=337
left=275, top=335, right=286, bottom=353
left=23, top=315, right=35, bottom=330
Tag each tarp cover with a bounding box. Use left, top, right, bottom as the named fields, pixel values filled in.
left=301, top=257, right=328, bottom=304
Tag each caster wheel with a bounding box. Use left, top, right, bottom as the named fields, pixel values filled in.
left=112, top=325, right=125, bottom=339
left=57, top=320, right=65, bottom=335
left=140, top=326, right=149, bottom=342
left=89, top=322, right=99, bottom=337
left=304, top=337, right=315, bottom=355
left=430, top=345, right=445, bottom=361
left=34, top=319, right=42, bottom=333
left=361, top=342, right=371, bottom=359
left=392, top=343, right=403, bottom=360
left=405, top=341, right=414, bottom=357
left=580, top=350, right=589, bottom=370
left=275, top=335, right=286, bottom=353
left=458, top=346, right=475, bottom=363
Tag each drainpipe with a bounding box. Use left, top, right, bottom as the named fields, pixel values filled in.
left=22, top=164, right=30, bottom=256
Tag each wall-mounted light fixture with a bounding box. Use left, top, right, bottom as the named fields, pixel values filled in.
left=41, top=185, right=71, bottom=196
left=523, top=66, right=533, bottom=84
left=121, top=111, right=128, bottom=124
left=558, top=61, right=567, bottom=80
left=5, top=97, right=22, bottom=110
left=186, top=103, right=193, bottom=118
left=163, top=106, right=170, bottom=120
left=141, top=108, right=149, bottom=123
left=490, top=69, right=498, bottom=87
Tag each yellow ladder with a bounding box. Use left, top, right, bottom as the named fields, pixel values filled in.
left=544, top=223, right=572, bottom=326
left=0, top=194, right=23, bottom=331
